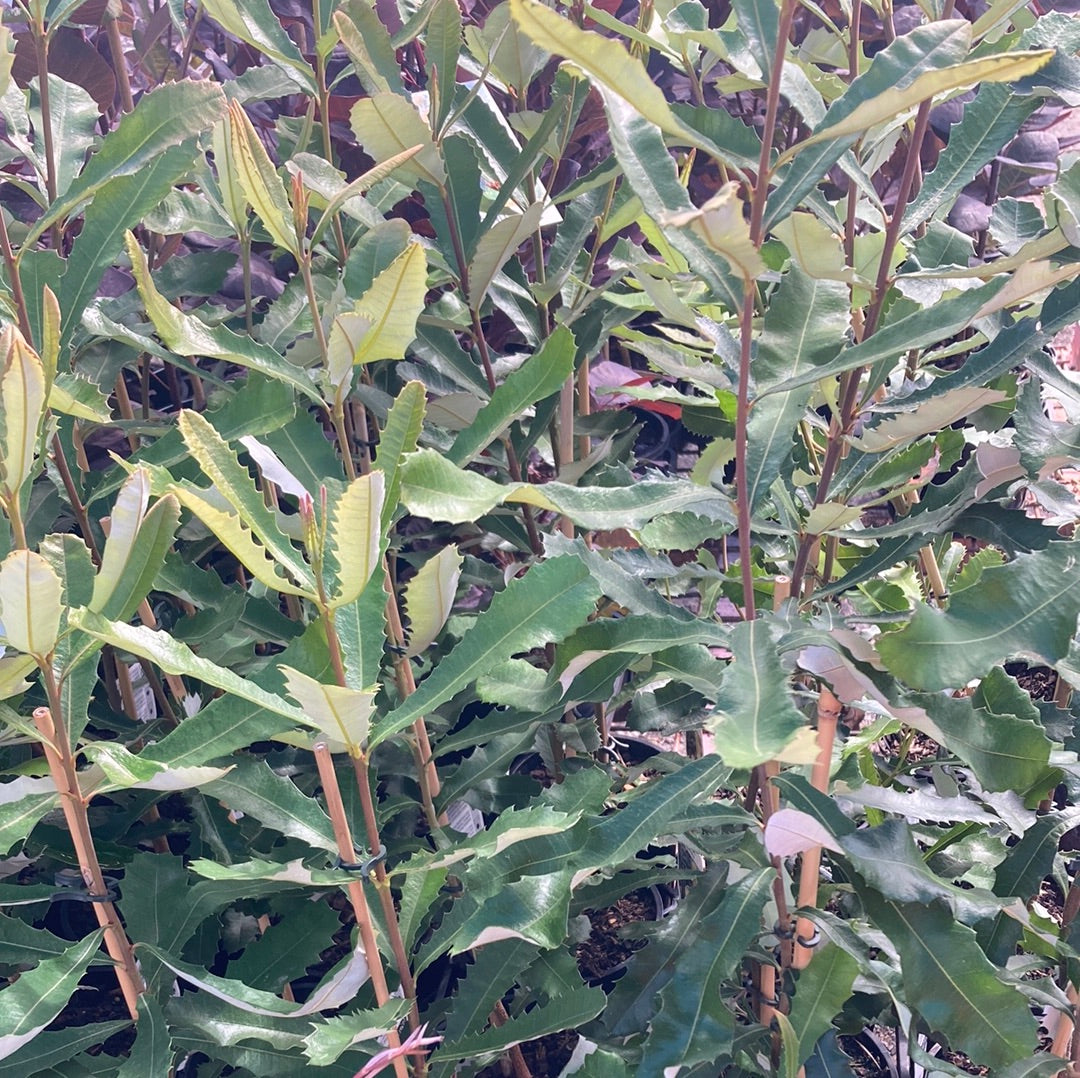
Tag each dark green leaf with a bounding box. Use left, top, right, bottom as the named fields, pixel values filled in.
left=639, top=868, right=773, bottom=1072
left=374, top=556, right=601, bottom=745
left=877, top=542, right=1080, bottom=690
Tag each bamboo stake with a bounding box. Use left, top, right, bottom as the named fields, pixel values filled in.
left=313, top=744, right=410, bottom=1078
left=32, top=707, right=144, bottom=1020
left=757, top=576, right=790, bottom=1028
left=792, top=686, right=841, bottom=969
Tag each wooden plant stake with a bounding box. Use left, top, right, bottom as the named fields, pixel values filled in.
left=756, top=576, right=791, bottom=1028
left=792, top=686, right=841, bottom=970
left=32, top=707, right=144, bottom=1020
left=313, top=743, right=412, bottom=1078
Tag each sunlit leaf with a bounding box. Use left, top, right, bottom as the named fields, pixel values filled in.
left=0, top=327, right=46, bottom=502
left=0, top=550, right=62, bottom=657
left=280, top=665, right=376, bottom=754
left=326, top=471, right=384, bottom=609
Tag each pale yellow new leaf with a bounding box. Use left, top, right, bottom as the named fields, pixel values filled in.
left=281, top=665, right=377, bottom=755
left=350, top=94, right=445, bottom=186
left=0, top=550, right=62, bottom=657
left=0, top=654, right=37, bottom=699
left=172, top=486, right=313, bottom=597
left=786, top=48, right=1052, bottom=157
left=0, top=326, right=47, bottom=501
left=467, top=203, right=545, bottom=308
left=404, top=546, right=463, bottom=657
left=40, top=285, right=60, bottom=389
left=510, top=0, right=726, bottom=161
left=659, top=182, right=764, bottom=280
left=326, top=471, right=385, bottom=609
left=327, top=243, right=428, bottom=393
left=772, top=211, right=849, bottom=281
left=227, top=100, right=298, bottom=256
left=211, top=117, right=249, bottom=230
left=91, top=468, right=150, bottom=613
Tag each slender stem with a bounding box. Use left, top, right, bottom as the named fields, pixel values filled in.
left=0, top=208, right=33, bottom=343
left=240, top=231, right=255, bottom=334
left=33, top=24, right=60, bottom=250
left=33, top=683, right=144, bottom=1019
left=735, top=280, right=757, bottom=620
left=319, top=605, right=423, bottom=1040
left=747, top=0, right=799, bottom=246
left=106, top=15, right=135, bottom=113
left=51, top=435, right=102, bottom=565
left=382, top=562, right=442, bottom=831
left=313, top=745, right=412, bottom=1078
left=177, top=2, right=204, bottom=79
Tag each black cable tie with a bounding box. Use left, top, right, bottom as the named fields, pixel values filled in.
left=797, top=928, right=821, bottom=950
left=334, top=843, right=387, bottom=875
left=52, top=869, right=119, bottom=903
left=773, top=920, right=796, bottom=940
left=334, top=855, right=367, bottom=873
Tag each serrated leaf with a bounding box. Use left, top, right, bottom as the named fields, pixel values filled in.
left=373, top=556, right=601, bottom=746
left=202, top=758, right=337, bottom=853
left=27, top=80, right=226, bottom=245
left=798, top=46, right=1051, bottom=153
left=449, top=325, right=575, bottom=466
left=70, top=610, right=309, bottom=726
left=302, top=1002, right=411, bottom=1065
left=605, top=865, right=732, bottom=1037
left=579, top=756, right=730, bottom=874
left=660, top=182, right=763, bottom=279
left=0, top=327, right=46, bottom=501
left=178, top=409, right=315, bottom=591
left=467, top=202, right=545, bottom=308
left=48, top=373, right=110, bottom=422
left=709, top=618, right=807, bottom=768
left=377, top=381, right=426, bottom=529
left=226, top=100, right=298, bottom=255
left=0, top=1021, right=132, bottom=1077
left=402, top=546, right=462, bottom=658
left=350, top=94, right=444, bottom=186
left=0, top=776, right=58, bottom=855
left=877, top=542, right=1080, bottom=690
left=280, top=665, right=376, bottom=754
left=450, top=868, right=574, bottom=951
left=91, top=470, right=180, bottom=622
left=766, top=23, right=1044, bottom=228
left=124, top=234, right=321, bottom=401
left=0, top=931, right=104, bottom=1060
left=116, top=997, right=172, bottom=1078
left=841, top=820, right=1005, bottom=924
left=785, top=945, right=859, bottom=1071
left=865, top=896, right=1035, bottom=1070
left=639, top=868, right=773, bottom=1072
left=203, top=0, right=315, bottom=91
left=745, top=268, right=848, bottom=512
left=510, top=0, right=727, bottom=164
left=401, top=448, right=735, bottom=531
left=0, top=550, right=62, bottom=657
left=326, top=472, right=384, bottom=609
left=171, top=485, right=312, bottom=597
left=434, top=982, right=605, bottom=1062
left=228, top=897, right=342, bottom=992
left=140, top=942, right=370, bottom=1017
left=597, top=89, right=741, bottom=310
left=59, top=142, right=202, bottom=352
left=327, top=243, right=428, bottom=393
left=903, top=83, right=1037, bottom=233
